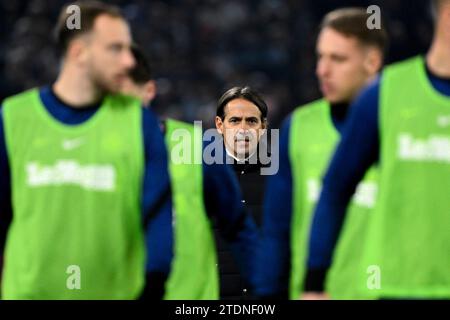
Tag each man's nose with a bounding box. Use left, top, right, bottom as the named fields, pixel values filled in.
left=239, top=121, right=250, bottom=131
left=123, top=49, right=136, bottom=69
left=316, top=59, right=330, bottom=78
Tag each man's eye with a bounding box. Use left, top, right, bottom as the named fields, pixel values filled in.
left=332, top=56, right=347, bottom=63
left=109, top=44, right=122, bottom=52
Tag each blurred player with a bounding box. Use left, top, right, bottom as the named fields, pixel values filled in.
left=255, top=8, right=387, bottom=299
left=305, top=0, right=450, bottom=299
left=120, top=45, right=259, bottom=299
left=0, top=1, right=173, bottom=299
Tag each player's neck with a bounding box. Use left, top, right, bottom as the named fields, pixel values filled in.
left=53, top=64, right=104, bottom=108
left=427, top=35, right=450, bottom=78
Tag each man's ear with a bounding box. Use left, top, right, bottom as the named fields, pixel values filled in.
left=259, top=118, right=268, bottom=137
left=215, top=116, right=224, bottom=135
left=143, top=80, right=157, bottom=105
left=67, top=35, right=91, bottom=66
left=66, top=39, right=86, bottom=64
left=261, top=118, right=268, bottom=129
left=364, top=47, right=383, bottom=76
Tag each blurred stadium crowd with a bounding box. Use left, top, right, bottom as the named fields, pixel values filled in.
left=0, top=0, right=434, bottom=128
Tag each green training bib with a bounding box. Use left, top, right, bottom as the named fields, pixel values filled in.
left=289, top=99, right=378, bottom=299
left=362, top=56, right=450, bottom=298
left=163, top=119, right=219, bottom=299
left=2, top=89, right=145, bottom=299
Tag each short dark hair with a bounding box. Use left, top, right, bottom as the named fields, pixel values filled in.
left=216, top=86, right=268, bottom=121
left=129, top=45, right=153, bottom=84
left=433, top=0, right=449, bottom=10
left=54, top=1, right=124, bottom=54
left=320, top=7, right=388, bottom=54
left=431, top=0, right=450, bottom=20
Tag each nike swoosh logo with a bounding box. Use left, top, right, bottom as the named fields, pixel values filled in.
left=62, top=138, right=85, bottom=151
left=401, top=109, right=419, bottom=119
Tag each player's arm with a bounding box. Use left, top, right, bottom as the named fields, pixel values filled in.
left=203, top=151, right=259, bottom=293
left=139, top=107, right=174, bottom=300
left=253, top=117, right=293, bottom=299
left=303, top=78, right=381, bottom=297
left=0, top=108, right=12, bottom=287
